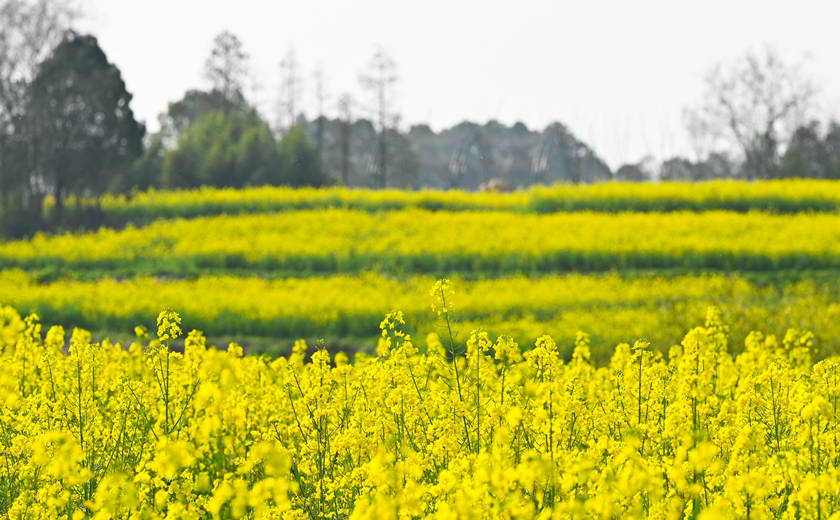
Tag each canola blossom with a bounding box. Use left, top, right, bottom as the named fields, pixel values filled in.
left=4, top=269, right=840, bottom=359
left=1, top=296, right=840, bottom=518
left=5, top=209, right=840, bottom=276
left=72, top=179, right=840, bottom=225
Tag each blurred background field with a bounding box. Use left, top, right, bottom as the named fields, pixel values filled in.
left=58, top=179, right=840, bottom=224
left=3, top=181, right=840, bottom=360
left=3, top=1, right=840, bottom=362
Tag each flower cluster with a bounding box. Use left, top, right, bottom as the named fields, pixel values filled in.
left=1, top=297, right=839, bottom=518
left=88, top=179, right=840, bottom=222
left=4, top=267, right=840, bottom=361
left=6, top=208, right=840, bottom=277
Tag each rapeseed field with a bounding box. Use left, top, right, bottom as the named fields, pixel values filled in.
left=4, top=181, right=840, bottom=517
left=1, top=293, right=838, bottom=518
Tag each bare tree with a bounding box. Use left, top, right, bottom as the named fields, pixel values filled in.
left=336, top=92, right=353, bottom=185
left=312, top=65, right=327, bottom=160
left=359, top=46, right=398, bottom=188
left=203, top=30, right=249, bottom=104
left=447, top=142, right=470, bottom=189
left=0, top=0, right=78, bottom=213
left=0, top=0, right=78, bottom=114
left=684, top=46, right=815, bottom=179
left=277, top=45, right=301, bottom=133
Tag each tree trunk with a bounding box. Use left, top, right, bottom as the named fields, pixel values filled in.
left=340, top=121, right=350, bottom=186
left=378, top=131, right=387, bottom=189
left=316, top=116, right=324, bottom=163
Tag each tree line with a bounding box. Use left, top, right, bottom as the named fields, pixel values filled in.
left=0, top=3, right=329, bottom=237
left=1, top=1, right=839, bottom=238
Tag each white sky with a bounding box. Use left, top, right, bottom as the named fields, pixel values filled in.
left=80, top=0, right=840, bottom=169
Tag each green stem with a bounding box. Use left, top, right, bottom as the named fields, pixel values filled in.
left=440, top=288, right=471, bottom=451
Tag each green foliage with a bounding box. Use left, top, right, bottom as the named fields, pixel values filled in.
left=777, top=121, right=840, bottom=179
left=27, top=32, right=144, bottom=209
left=113, top=134, right=166, bottom=193
left=161, top=88, right=253, bottom=142
left=277, top=124, right=329, bottom=187
left=162, top=115, right=328, bottom=189
left=162, top=111, right=281, bottom=189
left=0, top=196, right=42, bottom=238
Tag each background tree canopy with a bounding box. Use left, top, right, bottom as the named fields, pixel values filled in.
left=162, top=113, right=326, bottom=189
left=28, top=31, right=144, bottom=212
left=1, top=11, right=840, bottom=239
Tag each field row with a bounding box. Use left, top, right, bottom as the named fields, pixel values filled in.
left=81, top=180, right=840, bottom=224
left=8, top=209, right=840, bottom=276
left=2, top=307, right=838, bottom=517
left=5, top=270, right=839, bottom=358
